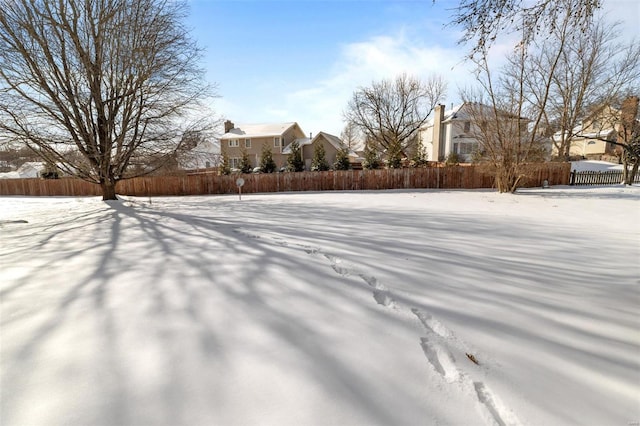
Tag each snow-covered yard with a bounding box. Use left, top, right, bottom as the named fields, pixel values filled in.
left=1, top=187, right=638, bottom=425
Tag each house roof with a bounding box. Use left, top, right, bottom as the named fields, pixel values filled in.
left=421, top=102, right=528, bottom=129
left=281, top=132, right=359, bottom=156
left=552, top=102, right=639, bottom=142
left=552, top=126, right=615, bottom=142
left=220, top=122, right=302, bottom=139
left=313, top=132, right=345, bottom=151
left=282, top=137, right=312, bottom=154
left=421, top=104, right=464, bottom=129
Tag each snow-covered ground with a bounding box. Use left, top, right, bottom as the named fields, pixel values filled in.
left=1, top=187, right=639, bottom=426
left=571, top=159, right=624, bottom=172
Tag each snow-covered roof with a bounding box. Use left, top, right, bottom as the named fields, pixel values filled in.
left=552, top=126, right=615, bottom=142
left=221, top=122, right=301, bottom=139
left=193, top=139, right=220, bottom=154
left=281, top=138, right=311, bottom=154
left=421, top=104, right=464, bottom=129
left=0, top=162, right=44, bottom=179
left=314, top=132, right=344, bottom=151
left=281, top=132, right=356, bottom=156
left=421, top=103, right=528, bottom=129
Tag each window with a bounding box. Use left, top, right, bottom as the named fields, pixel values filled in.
left=229, top=139, right=239, bottom=147
left=230, top=158, right=241, bottom=169
left=245, top=139, right=251, bottom=148
left=463, top=121, right=471, bottom=133
left=459, top=142, right=476, bottom=155
left=205, top=161, right=211, bottom=168
left=274, top=137, right=281, bottom=147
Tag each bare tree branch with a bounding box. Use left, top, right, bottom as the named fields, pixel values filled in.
left=0, top=0, right=215, bottom=199
left=344, top=73, right=446, bottom=159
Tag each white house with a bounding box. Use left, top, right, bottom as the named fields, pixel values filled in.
left=420, top=104, right=485, bottom=162
left=178, top=139, right=221, bottom=170
left=420, top=103, right=530, bottom=162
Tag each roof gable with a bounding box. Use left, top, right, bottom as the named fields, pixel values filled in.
left=221, top=122, right=304, bottom=139
left=421, top=102, right=528, bottom=129
left=312, top=132, right=345, bottom=150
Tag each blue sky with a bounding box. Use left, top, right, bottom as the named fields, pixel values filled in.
left=187, top=0, right=638, bottom=137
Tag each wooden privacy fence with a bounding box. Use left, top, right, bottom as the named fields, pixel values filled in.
left=0, top=163, right=571, bottom=197
left=569, top=169, right=640, bottom=186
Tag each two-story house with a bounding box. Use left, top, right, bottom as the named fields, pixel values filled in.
left=551, top=105, right=624, bottom=160
left=420, top=103, right=482, bottom=162
left=220, top=121, right=307, bottom=170
left=420, top=103, right=531, bottom=162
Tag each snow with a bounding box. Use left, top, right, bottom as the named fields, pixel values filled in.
left=1, top=187, right=639, bottom=426
left=221, top=122, right=300, bottom=139
left=571, top=160, right=624, bottom=172
left=0, top=162, right=44, bottom=179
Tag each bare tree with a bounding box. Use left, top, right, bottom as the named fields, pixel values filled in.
left=463, top=32, right=561, bottom=192
left=527, top=19, right=640, bottom=160
left=450, top=0, right=601, bottom=56
left=585, top=96, right=640, bottom=185
left=0, top=0, right=213, bottom=200
left=344, top=73, right=446, bottom=158
left=617, top=96, right=640, bottom=185
left=340, top=121, right=359, bottom=150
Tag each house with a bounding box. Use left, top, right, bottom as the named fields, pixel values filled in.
left=419, top=103, right=530, bottom=162
left=0, top=161, right=44, bottom=179
left=551, top=105, right=624, bottom=160
left=220, top=121, right=307, bottom=170
left=178, top=139, right=221, bottom=170
left=420, top=103, right=476, bottom=162
left=282, top=131, right=357, bottom=170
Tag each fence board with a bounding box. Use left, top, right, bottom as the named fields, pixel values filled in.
left=0, top=163, right=571, bottom=197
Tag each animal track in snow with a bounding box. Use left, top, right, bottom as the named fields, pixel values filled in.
left=372, top=289, right=396, bottom=307
left=323, top=254, right=353, bottom=276
left=419, top=337, right=460, bottom=383
left=474, top=382, right=521, bottom=426
left=411, top=308, right=452, bottom=338
left=237, top=229, right=521, bottom=426
left=359, top=274, right=380, bottom=288
left=321, top=255, right=397, bottom=307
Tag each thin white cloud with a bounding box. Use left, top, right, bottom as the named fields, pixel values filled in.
left=284, top=31, right=477, bottom=136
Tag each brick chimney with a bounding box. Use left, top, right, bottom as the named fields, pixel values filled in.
left=224, top=120, right=234, bottom=133
left=432, top=104, right=445, bottom=162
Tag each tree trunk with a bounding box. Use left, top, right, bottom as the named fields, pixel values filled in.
left=100, top=180, right=118, bottom=200
left=494, top=164, right=521, bottom=193
left=621, top=154, right=629, bottom=184
left=625, top=161, right=639, bottom=186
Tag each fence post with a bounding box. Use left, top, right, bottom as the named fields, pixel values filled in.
left=569, top=170, right=576, bottom=186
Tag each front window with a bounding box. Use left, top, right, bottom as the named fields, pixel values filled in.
left=245, top=139, right=251, bottom=148
left=274, top=137, right=281, bottom=147
left=230, top=158, right=241, bottom=169
left=459, top=142, right=476, bottom=155
left=464, top=121, right=470, bottom=133
left=229, top=139, right=239, bottom=147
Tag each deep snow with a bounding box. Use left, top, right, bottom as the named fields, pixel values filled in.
left=1, top=187, right=639, bottom=425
